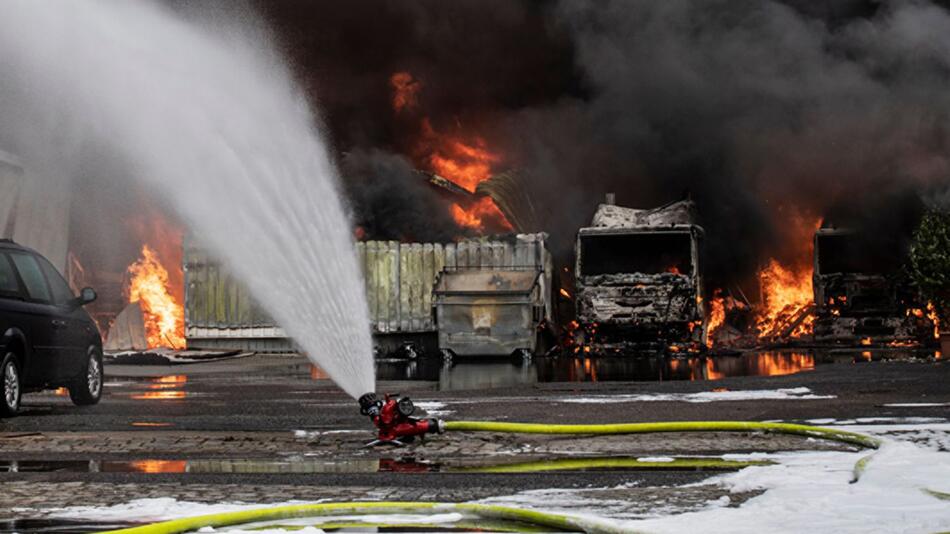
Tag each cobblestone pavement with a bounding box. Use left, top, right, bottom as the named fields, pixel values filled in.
left=0, top=429, right=848, bottom=458
left=0, top=353, right=945, bottom=526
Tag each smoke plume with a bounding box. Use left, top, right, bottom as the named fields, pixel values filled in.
left=252, top=0, right=950, bottom=288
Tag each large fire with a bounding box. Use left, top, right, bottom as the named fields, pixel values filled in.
left=127, top=245, right=185, bottom=349
left=754, top=216, right=821, bottom=340
left=755, top=258, right=814, bottom=339
left=390, top=71, right=511, bottom=232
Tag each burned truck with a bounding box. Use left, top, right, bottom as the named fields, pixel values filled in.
left=574, top=200, right=705, bottom=353
left=813, top=226, right=934, bottom=344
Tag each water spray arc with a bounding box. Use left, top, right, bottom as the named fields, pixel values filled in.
left=0, top=1, right=375, bottom=397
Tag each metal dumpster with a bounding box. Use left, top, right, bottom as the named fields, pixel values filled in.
left=433, top=269, right=544, bottom=357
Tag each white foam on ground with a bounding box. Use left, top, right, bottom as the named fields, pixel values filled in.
left=209, top=529, right=324, bottom=534
left=841, top=423, right=950, bottom=452
left=414, top=401, right=454, bottom=417
left=559, top=387, right=834, bottom=404
left=623, top=440, right=950, bottom=533
left=807, top=417, right=948, bottom=426
left=46, top=498, right=315, bottom=522
left=480, top=422, right=950, bottom=533
left=855, top=417, right=946, bottom=424
left=43, top=422, right=950, bottom=533
left=884, top=403, right=950, bottom=407
left=292, top=429, right=364, bottom=439
left=806, top=418, right=837, bottom=425
left=226, top=512, right=464, bottom=531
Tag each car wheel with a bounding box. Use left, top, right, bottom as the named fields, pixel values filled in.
left=69, top=348, right=103, bottom=406
left=0, top=352, right=21, bottom=417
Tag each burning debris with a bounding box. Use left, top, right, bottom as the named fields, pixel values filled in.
left=105, top=244, right=186, bottom=352
left=127, top=245, right=186, bottom=349
left=73, top=3, right=950, bottom=360
left=755, top=258, right=816, bottom=343
left=391, top=71, right=511, bottom=234
left=704, top=210, right=940, bottom=351
left=813, top=227, right=936, bottom=345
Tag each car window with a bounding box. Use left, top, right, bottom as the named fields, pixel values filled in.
left=9, top=252, right=51, bottom=302
left=37, top=256, right=75, bottom=305
left=0, top=254, right=21, bottom=297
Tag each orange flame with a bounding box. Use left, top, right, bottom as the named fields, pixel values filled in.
left=423, top=121, right=510, bottom=231
left=390, top=72, right=511, bottom=232
left=753, top=216, right=820, bottom=340
left=390, top=72, right=422, bottom=113
left=706, top=291, right=726, bottom=345
left=128, top=460, right=187, bottom=473
left=756, top=258, right=814, bottom=338
left=127, top=245, right=185, bottom=349
left=926, top=302, right=940, bottom=340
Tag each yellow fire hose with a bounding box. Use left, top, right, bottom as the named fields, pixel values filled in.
left=99, top=502, right=629, bottom=534
left=243, top=518, right=553, bottom=532
left=456, top=456, right=773, bottom=473
left=100, top=420, right=881, bottom=534
left=443, top=420, right=882, bottom=449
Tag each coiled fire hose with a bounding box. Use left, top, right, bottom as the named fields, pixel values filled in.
left=100, top=418, right=882, bottom=534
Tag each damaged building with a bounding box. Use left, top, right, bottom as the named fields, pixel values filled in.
left=573, top=198, right=706, bottom=353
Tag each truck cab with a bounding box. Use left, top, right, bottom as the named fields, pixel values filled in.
left=574, top=201, right=705, bottom=353
left=813, top=227, right=934, bottom=344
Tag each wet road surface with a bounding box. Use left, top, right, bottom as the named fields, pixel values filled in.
left=0, top=351, right=946, bottom=531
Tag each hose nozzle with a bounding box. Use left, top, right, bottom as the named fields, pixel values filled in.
left=359, top=392, right=444, bottom=446
left=358, top=392, right=381, bottom=417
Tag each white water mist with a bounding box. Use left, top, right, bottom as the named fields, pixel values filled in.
left=0, top=1, right=375, bottom=398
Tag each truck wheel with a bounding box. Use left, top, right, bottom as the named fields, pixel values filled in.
left=69, top=348, right=103, bottom=406
left=0, top=352, right=21, bottom=417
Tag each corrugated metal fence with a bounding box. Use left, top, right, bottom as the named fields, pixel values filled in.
left=185, top=234, right=550, bottom=345
left=357, top=234, right=550, bottom=334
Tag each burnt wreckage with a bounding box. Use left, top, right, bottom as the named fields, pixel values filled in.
left=812, top=226, right=934, bottom=344
left=574, top=199, right=705, bottom=352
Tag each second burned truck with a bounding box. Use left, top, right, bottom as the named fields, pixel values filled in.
left=573, top=199, right=706, bottom=353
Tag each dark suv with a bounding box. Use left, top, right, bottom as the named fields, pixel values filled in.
left=0, top=240, right=102, bottom=416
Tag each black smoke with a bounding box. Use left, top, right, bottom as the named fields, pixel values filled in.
left=340, top=148, right=463, bottom=242
left=248, top=0, right=950, bottom=288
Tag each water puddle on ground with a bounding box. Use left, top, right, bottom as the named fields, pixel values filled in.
left=129, top=422, right=175, bottom=428
left=0, top=518, right=139, bottom=534
left=0, top=456, right=755, bottom=475
left=112, top=375, right=192, bottom=401
left=372, top=349, right=937, bottom=390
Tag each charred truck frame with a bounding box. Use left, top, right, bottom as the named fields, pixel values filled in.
left=813, top=226, right=934, bottom=344
left=574, top=200, right=706, bottom=353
